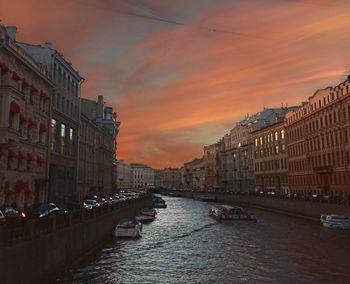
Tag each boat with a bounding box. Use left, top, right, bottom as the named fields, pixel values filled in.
left=198, top=195, right=217, bottom=202
left=153, top=201, right=167, bottom=208
left=320, top=214, right=350, bottom=229
left=135, top=214, right=155, bottom=223
left=140, top=208, right=157, bottom=217
left=209, top=205, right=257, bottom=222
left=114, top=218, right=142, bottom=238
left=153, top=196, right=167, bottom=208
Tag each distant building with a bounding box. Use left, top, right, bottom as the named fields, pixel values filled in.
left=221, top=108, right=295, bottom=193
left=11, top=27, right=84, bottom=207
left=285, top=79, right=350, bottom=201
left=156, top=168, right=182, bottom=189
left=131, top=164, right=154, bottom=189
left=0, top=25, right=54, bottom=209
left=116, top=160, right=131, bottom=190
left=252, top=121, right=288, bottom=194
left=81, top=96, right=120, bottom=193
left=77, top=113, right=116, bottom=199
left=183, top=158, right=206, bottom=191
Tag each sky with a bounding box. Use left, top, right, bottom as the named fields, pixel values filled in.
left=1, top=0, right=350, bottom=168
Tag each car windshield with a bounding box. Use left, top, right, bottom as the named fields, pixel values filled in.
left=84, top=200, right=95, bottom=205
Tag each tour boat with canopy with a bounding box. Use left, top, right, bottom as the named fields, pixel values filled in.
left=209, top=205, right=257, bottom=223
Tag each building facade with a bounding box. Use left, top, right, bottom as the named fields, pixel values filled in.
left=183, top=158, right=206, bottom=191
left=77, top=113, right=116, bottom=199
left=0, top=25, right=54, bottom=209
left=285, top=79, right=350, bottom=202
left=131, top=164, right=154, bottom=189
left=81, top=95, right=120, bottom=192
left=10, top=28, right=84, bottom=207
left=252, top=121, right=288, bottom=194
left=203, top=142, right=223, bottom=191
left=116, top=160, right=131, bottom=190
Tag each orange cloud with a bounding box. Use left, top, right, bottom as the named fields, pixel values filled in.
left=2, top=0, right=350, bottom=168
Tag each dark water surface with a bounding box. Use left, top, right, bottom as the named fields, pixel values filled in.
left=55, top=196, right=350, bottom=284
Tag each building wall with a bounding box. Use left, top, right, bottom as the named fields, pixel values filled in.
left=12, top=30, right=83, bottom=207
left=252, top=121, right=288, bottom=194
left=116, top=160, right=131, bottom=190
left=78, top=114, right=115, bottom=200
left=131, top=164, right=154, bottom=189
left=285, top=79, right=350, bottom=199
left=0, top=25, right=53, bottom=210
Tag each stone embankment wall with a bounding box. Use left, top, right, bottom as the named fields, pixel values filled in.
left=170, top=191, right=350, bottom=219
left=0, top=196, right=152, bottom=284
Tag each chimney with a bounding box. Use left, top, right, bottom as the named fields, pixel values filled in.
left=6, top=26, right=17, bottom=41
left=97, top=95, right=104, bottom=120
left=44, top=41, right=52, bottom=48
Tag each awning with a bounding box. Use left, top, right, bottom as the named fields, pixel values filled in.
left=18, top=151, right=27, bottom=161
left=27, top=154, right=35, bottom=162
left=22, top=78, right=29, bottom=88
left=0, top=62, right=10, bottom=73
left=36, top=156, right=46, bottom=165
left=30, top=85, right=38, bottom=93
left=39, top=123, right=47, bottom=132
left=10, top=100, right=20, bottom=113
left=12, top=72, right=21, bottom=81
left=40, top=91, right=49, bottom=99
left=8, top=149, right=18, bottom=159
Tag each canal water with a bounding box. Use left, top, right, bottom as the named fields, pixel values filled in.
left=56, top=196, right=350, bottom=284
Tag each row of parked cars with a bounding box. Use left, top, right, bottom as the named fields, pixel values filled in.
left=82, top=191, right=142, bottom=210
left=0, top=191, right=143, bottom=225
left=0, top=203, right=61, bottom=225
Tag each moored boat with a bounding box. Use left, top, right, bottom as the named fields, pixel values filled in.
left=140, top=208, right=157, bottom=217
left=320, top=214, right=350, bottom=229
left=209, top=205, right=257, bottom=222
left=114, top=218, right=142, bottom=238
left=198, top=195, right=217, bottom=202
left=135, top=214, right=155, bottom=223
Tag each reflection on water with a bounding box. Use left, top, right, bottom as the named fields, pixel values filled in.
left=55, top=196, right=350, bottom=284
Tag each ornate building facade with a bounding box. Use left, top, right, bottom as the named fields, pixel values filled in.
left=9, top=27, right=84, bottom=207
left=285, top=78, right=350, bottom=201
left=0, top=25, right=54, bottom=209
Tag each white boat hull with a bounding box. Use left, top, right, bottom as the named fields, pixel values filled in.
left=321, top=221, right=350, bottom=229
left=135, top=214, right=155, bottom=223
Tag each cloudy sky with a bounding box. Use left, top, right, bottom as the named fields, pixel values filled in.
left=2, top=0, right=350, bottom=168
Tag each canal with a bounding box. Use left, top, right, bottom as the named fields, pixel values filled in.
left=55, top=196, right=350, bottom=283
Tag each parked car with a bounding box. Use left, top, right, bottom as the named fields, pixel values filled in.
left=83, top=199, right=100, bottom=210
left=0, top=209, right=5, bottom=224
left=25, top=203, right=61, bottom=219
left=3, top=207, right=26, bottom=223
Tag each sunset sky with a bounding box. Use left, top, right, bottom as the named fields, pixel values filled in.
left=2, top=0, right=350, bottom=168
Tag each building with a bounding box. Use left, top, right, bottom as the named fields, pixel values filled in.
left=183, top=158, right=206, bottom=191
left=81, top=95, right=120, bottom=193
left=252, top=121, right=288, bottom=194
left=77, top=113, right=116, bottom=199
left=285, top=78, right=350, bottom=202
left=221, top=108, right=294, bottom=193
left=0, top=25, right=54, bottom=209
left=131, top=164, right=154, bottom=189
left=116, top=160, right=131, bottom=190
left=157, top=168, right=182, bottom=189
left=10, top=27, right=84, bottom=207
left=203, top=142, right=223, bottom=191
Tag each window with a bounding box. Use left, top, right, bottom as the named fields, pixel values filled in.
left=275, top=131, right=278, bottom=141
left=51, top=119, right=57, bottom=152
left=60, top=124, right=66, bottom=154
left=281, top=129, right=285, bottom=139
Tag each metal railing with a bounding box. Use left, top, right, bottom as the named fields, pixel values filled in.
left=0, top=195, right=148, bottom=248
